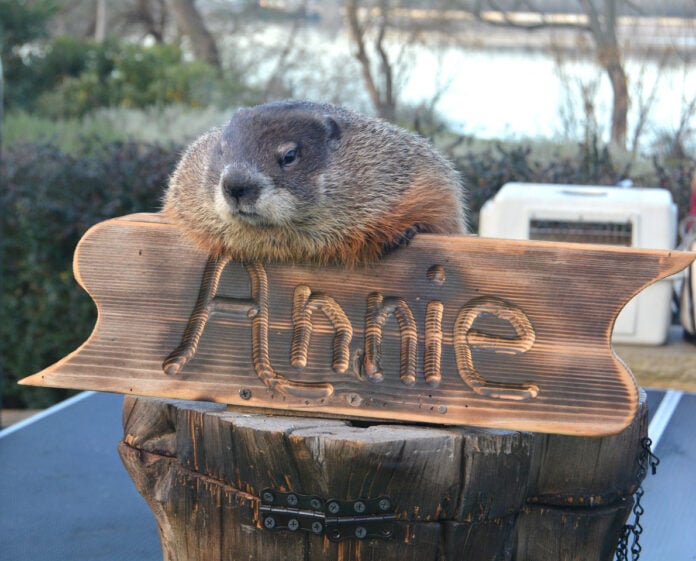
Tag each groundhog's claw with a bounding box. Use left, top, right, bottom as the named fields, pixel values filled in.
left=381, top=225, right=424, bottom=256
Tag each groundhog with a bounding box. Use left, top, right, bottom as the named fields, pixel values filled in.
left=163, top=100, right=467, bottom=266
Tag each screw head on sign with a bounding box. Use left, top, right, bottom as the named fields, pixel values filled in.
left=263, top=516, right=276, bottom=529
left=311, top=521, right=323, bottom=534
left=239, top=388, right=252, bottom=400
left=378, top=498, right=391, bottom=511
left=310, top=498, right=322, bottom=510
left=286, top=493, right=299, bottom=507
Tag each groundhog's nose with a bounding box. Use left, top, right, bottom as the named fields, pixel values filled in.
left=224, top=180, right=259, bottom=205
left=221, top=166, right=260, bottom=206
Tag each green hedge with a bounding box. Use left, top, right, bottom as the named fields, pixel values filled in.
left=1, top=139, right=181, bottom=408
left=2, top=137, right=693, bottom=408
left=5, top=36, right=256, bottom=118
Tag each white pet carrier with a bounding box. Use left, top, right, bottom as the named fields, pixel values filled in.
left=479, top=183, right=678, bottom=345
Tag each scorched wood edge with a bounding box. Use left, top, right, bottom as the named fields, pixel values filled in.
left=20, top=212, right=695, bottom=436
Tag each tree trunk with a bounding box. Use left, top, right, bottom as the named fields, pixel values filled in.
left=345, top=0, right=397, bottom=121
left=580, top=0, right=628, bottom=148
left=606, top=58, right=629, bottom=147
left=135, top=0, right=168, bottom=43
left=94, top=0, right=108, bottom=42
left=167, top=0, right=221, bottom=71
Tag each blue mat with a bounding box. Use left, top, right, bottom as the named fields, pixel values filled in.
left=640, top=392, right=696, bottom=561
left=0, top=392, right=161, bottom=561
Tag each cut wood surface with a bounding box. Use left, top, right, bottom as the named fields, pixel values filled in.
left=21, top=213, right=695, bottom=435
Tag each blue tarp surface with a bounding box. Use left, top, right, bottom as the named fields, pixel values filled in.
left=0, top=392, right=161, bottom=561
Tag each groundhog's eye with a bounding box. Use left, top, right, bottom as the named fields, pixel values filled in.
left=280, top=148, right=298, bottom=168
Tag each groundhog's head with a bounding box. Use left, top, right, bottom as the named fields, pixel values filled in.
left=212, top=101, right=342, bottom=230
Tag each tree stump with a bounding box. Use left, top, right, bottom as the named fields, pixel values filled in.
left=119, top=390, right=647, bottom=561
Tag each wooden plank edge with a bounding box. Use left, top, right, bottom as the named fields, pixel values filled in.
left=19, top=370, right=636, bottom=436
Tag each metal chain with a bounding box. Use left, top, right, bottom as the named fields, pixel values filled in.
left=615, top=437, right=660, bottom=561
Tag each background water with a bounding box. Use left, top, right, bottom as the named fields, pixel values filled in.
left=242, top=23, right=696, bottom=147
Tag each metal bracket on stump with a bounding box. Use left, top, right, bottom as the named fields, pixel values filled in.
left=260, top=489, right=395, bottom=542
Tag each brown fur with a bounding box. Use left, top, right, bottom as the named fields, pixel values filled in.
left=163, top=100, right=467, bottom=266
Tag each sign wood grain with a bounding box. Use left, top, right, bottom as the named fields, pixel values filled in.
left=20, top=213, right=695, bottom=435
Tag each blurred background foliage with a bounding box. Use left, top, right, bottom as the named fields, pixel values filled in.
left=2, top=140, right=179, bottom=407
left=8, top=36, right=256, bottom=118
left=1, top=0, right=695, bottom=409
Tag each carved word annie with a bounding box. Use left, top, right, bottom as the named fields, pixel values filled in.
left=162, top=258, right=539, bottom=402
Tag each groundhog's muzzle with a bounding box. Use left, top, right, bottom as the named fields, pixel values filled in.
left=221, top=164, right=266, bottom=206
left=217, top=163, right=287, bottom=227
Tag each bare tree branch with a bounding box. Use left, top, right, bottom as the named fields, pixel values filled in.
left=629, top=50, right=667, bottom=156
left=374, top=0, right=395, bottom=120
left=346, top=0, right=381, bottom=114
left=167, top=0, right=221, bottom=71
left=129, top=0, right=168, bottom=43
left=263, top=1, right=308, bottom=100
left=345, top=0, right=398, bottom=120
left=578, top=0, right=606, bottom=46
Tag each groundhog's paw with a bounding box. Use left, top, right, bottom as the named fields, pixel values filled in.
left=381, top=225, right=424, bottom=256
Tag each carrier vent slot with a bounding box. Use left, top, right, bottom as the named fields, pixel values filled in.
left=529, top=220, right=633, bottom=246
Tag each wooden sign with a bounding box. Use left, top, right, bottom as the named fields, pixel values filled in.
left=20, top=213, right=695, bottom=436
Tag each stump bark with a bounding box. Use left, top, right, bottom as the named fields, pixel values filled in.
left=119, top=391, right=647, bottom=561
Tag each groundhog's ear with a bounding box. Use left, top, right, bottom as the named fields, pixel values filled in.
left=323, top=116, right=341, bottom=150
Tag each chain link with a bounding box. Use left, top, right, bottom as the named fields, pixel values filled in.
left=615, top=437, right=660, bottom=561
